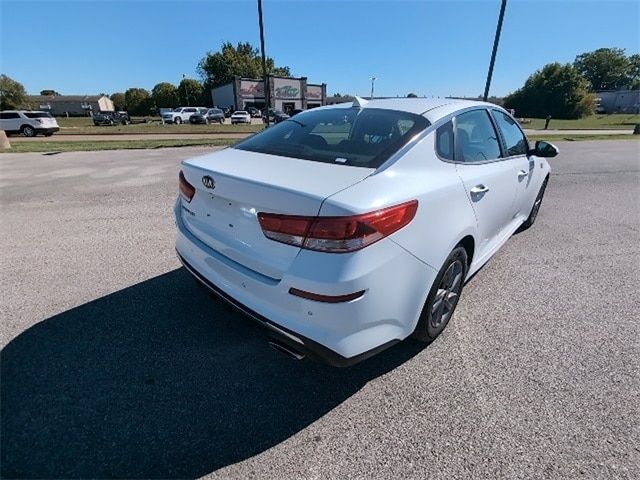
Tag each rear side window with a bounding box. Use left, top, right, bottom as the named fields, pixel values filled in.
left=435, top=121, right=454, bottom=160
left=234, top=107, right=430, bottom=168
left=0, top=112, right=20, bottom=119
left=454, top=110, right=501, bottom=163
left=491, top=110, right=528, bottom=156
left=25, top=112, right=52, bottom=119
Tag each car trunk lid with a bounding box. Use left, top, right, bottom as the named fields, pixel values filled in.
left=180, top=148, right=373, bottom=279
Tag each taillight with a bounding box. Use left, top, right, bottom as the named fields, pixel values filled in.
left=257, top=200, right=418, bottom=253
left=179, top=170, right=195, bottom=202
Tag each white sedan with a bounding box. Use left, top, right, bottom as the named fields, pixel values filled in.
left=175, top=98, right=556, bottom=366
left=230, top=110, right=251, bottom=124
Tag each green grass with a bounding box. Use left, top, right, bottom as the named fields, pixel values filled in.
left=55, top=116, right=263, bottom=135
left=0, top=138, right=238, bottom=153
left=521, top=114, right=639, bottom=130
left=529, top=134, right=638, bottom=142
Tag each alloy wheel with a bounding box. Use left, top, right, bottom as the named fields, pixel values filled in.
left=430, top=259, right=464, bottom=329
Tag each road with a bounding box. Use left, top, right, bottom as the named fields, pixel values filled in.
left=1, top=141, right=639, bottom=479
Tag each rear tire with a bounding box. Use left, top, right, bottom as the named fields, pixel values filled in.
left=412, top=246, right=468, bottom=342
left=519, top=177, right=548, bottom=231
left=21, top=125, right=36, bottom=137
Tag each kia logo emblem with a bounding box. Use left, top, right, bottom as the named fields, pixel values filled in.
left=202, top=176, right=215, bottom=189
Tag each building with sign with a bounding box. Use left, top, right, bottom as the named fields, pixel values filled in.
left=211, top=75, right=326, bottom=114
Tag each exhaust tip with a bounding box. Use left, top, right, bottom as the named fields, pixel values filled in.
left=268, top=339, right=305, bottom=361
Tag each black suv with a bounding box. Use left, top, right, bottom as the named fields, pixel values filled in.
left=93, top=111, right=131, bottom=126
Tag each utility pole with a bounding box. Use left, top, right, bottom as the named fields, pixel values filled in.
left=483, top=0, right=507, bottom=102
left=182, top=73, right=190, bottom=107
left=257, top=0, right=270, bottom=126
left=370, top=76, right=376, bottom=100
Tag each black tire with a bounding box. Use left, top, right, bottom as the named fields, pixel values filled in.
left=174, top=117, right=182, bottom=125
left=412, top=246, right=468, bottom=342
left=219, top=118, right=224, bottom=124
left=21, top=125, right=36, bottom=137
left=519, top=176, right=548, bottom=231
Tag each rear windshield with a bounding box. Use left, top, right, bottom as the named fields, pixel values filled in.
left=25, top=112, right=52, bottom=118
left=234, top=107, right=429, bottom=168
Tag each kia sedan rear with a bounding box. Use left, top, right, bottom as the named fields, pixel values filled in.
left=175, top=98, right=555, bottom=366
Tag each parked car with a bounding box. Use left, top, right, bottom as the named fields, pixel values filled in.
left=175, top=98, right=556, bottom=366
left=222, top=107, right=233, bottom=118
left=0, top=110, right=60, bottom=137
left=93, top=111, right=130, bottom=126
left=230, top=110, right=251, bottom=124
left=262, top=108, right=289, bottom=124
left=162, top=107, right=203, bottom=124
left=247, top=107, right=261, bottom=118
left=190, top=108, right=226, bottom=125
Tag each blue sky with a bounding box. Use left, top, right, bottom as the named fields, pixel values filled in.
left=1, top=0, right=638, bottom=98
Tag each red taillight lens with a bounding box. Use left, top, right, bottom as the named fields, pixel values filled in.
left=179, top=170, right=195, bottom=202
left=257, top=200, right=418, bottom=253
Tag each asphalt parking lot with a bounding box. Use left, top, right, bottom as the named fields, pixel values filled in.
left=1, top=141, right=639, bottom=479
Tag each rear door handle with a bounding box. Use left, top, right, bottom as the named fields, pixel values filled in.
left=518, top=170, right=529, bottom=179
left=470, top=185, right=490, bottom=194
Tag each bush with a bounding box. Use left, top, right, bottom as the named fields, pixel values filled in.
left=504, top=63, right=595, bottom=119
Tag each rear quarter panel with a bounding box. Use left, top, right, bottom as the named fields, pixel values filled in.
left=319, top=131, right=478, bottom=272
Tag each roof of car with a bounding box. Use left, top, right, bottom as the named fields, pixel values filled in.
left=318, top=97, right=499, bottom=122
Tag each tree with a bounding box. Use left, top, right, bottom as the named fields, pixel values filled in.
left=151, top=82, right=179, bottom=108
left=504, top=63, right=595, bottom=119
left=628, top=53, right=640, bottom=89
left=407, top=92, right=418, bottom=98
left=198, top=42, right=291, bottom=89
left=110, top=92, right=126, bottom=111
left=574, top=48, right=631, bottom=91
left=177, top=78, right=206, bottom=106
left=0, top=75, right=29, bottom=110
left=124, top=88, right=151, bottom=116
left=40, top=89, right=60, bottom=96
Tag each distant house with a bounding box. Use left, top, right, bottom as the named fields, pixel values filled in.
left=596, top=89, right=640, bottom=114
left=27, top=95, right=115, bottom=116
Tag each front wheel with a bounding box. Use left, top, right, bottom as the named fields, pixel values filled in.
left=412, top=246, right=468, bottom=342
left=519, top=177, right=548, bottom=231
left=174, top=117, right=182, bottom=125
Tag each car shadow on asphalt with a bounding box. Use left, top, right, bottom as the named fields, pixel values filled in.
left=1, top=267, right=424, bottom=478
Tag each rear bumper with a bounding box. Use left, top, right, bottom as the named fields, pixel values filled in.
left=177, top=252, right=398, bottom=367
left=174, top=198, right=437, bottom=366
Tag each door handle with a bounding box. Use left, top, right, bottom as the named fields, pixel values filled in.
left=470, top=184, right=490, bottom=195
left=518, top=170, right=529, bottom=179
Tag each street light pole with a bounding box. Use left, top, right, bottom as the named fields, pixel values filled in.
left=257, top=0, right=270, bottom=126
left=483, top=0, right=507, bottom=102
left=370, top=76, right=376, bottom=100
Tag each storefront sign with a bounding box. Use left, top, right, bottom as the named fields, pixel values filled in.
left=307, top=86, right=322, bottom=99
left=240, top=80, right=264, bottom=98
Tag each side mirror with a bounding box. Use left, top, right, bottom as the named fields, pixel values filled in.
left=530, top=140, right=559, bottom=158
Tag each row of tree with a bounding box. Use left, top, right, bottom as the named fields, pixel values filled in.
left=504, top=48, right=639, bottom=119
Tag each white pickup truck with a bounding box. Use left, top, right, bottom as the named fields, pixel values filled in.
left=162, top=107, right=205, bottom=124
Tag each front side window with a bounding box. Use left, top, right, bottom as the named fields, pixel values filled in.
left=454, top=110, right=501, bottom=163
left=234, top=107, right=430, bottom=168
left=491, top=110, right=528, bottom=156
